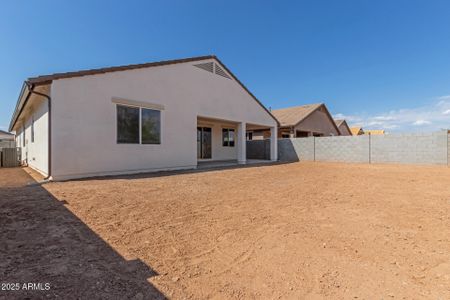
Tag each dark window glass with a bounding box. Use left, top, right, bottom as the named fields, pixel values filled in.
left=229, top=129, right=235, bottom=147
left=222, top=128, right=235, bottom=147
left=222, top=128, right=229, bottom=146
left=141, top=108, right=161, bottom=144
left=117, top=105, right=139, bottom=144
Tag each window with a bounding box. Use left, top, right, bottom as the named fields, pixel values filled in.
left=116, top=104, right=161, bottom=144
left=246, top=132, right=253, bottom=141
left=141, top=108, right=161, bottom=144
left=117, top=105, right=140, bottom=144
left=222, top=128, right=235, bottom=147
left=31, top=116, right=35, bottom=143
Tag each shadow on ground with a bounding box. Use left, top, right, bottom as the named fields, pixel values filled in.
left=0, top=168, right=166, bottom=299
left=67, top=160, right=294, bottom=182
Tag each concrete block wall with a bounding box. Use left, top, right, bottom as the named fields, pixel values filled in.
left=448, top=134, right=450, bottom=165
left=278, top=138, right=314, bottom=161
left=246, top=131, right=449, bottom=166
left=247, top=140, right=270, bottom=160
left=315, top=135, right=370, bottom=163
left=370, top=131, right=448, bottom=165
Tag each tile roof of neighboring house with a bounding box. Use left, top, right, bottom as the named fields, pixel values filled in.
left=271, top=103, right=323, bottom=127
left=350, top=127, right=364, bottom=135
left=364, top=129, right=385, bottom=135
left=10, top=55, right=279, bottom=131
left=334, top=119, right=345, bottom=127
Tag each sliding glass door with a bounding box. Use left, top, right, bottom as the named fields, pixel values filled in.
left=197, top=127, right=212, bottom=159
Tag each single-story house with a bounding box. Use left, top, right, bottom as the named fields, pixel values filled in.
left=249, top=103, right=340, bottom=139
left=334, top=119, right=352, bottom=136
left=9, top=55, right=279, bottom=180
left=350, top=127, right=364, bottom=135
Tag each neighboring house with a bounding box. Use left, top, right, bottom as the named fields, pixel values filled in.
left=0, top=129, right=15, bottom=149
left=350, top=127, right=364, bottom=136
left=334, top=119, right=352, bottom=136
left=9, top=55, right=279, bottom=180
left=364, top=129, right=385, bottom=135
left=0, top=130, right=14, bottom=141
left=250, top=103, right=340, bottom=139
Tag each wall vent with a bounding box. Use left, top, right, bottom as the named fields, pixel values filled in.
left=193, top=61, right=232, bottom=80
left=214, top=64, right=231, bottom=79
left=194, top=62, right=214, bottom=73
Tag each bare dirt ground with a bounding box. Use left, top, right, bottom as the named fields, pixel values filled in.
left=2, top=162, right=450, bottom=299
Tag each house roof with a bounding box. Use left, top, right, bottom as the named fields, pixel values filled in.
left=334, top=119, right=352, bottom=135
left=272, top=103, right=341, bottom=134
left=334, top=119, right=345, bottom=127
left=0, top=129, right=14, bottom=136
left=10, top=55, right=279, bottom=131
left=271, top=103, right=323, bottom=127
left=350, top=127, right=364, bottom=135
left=26, top=55, right=216, bottom=85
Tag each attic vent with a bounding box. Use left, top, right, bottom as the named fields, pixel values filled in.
left=214, top=64, right=231, bottom=79
left=194, top=62, right=214, bottom=73
left=193, top=61, right=232, bottom=80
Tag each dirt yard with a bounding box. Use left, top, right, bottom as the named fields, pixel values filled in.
left=1, top=162, right=450, bottom=299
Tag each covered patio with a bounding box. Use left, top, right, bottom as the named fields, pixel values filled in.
left=197, top=116, right=277, bottom=166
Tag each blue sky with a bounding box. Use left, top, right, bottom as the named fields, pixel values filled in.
left=1, top=0, right=449, bottom=132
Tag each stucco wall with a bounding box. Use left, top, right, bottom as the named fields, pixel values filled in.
left=50, top=59, right=276, bottom=180
left=338, top=123, right=352, bottom=136
left=295, top=109, right=340, bottom=136
left=14, top=98, right=49, bottom=175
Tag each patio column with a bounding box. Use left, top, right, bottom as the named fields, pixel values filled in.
left=270, top=126, right=278, bottom=161
left=237, top=122, right=246, bottom=164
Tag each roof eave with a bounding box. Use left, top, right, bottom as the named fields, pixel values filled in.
left=9, top=82, right=30, bottom=132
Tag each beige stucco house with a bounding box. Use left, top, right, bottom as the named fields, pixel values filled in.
left=249, top=103, right=340, bottom=139
left=334, top=119, right=352, bottom=136
left=9, top=56, right=278, bottom=180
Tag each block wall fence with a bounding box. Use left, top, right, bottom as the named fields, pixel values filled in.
left=247, top=131, right=449, bottom=166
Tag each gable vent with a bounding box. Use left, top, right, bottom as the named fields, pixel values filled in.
left=194, top=62, right=214, bottom=73
left=193, top=61, right=232, bottom=80
left=214, top=64, right=231, bottom=79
